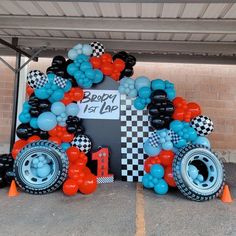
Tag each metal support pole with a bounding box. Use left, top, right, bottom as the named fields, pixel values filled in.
left=0, top=57, right=16, bottom=72
left=10, top=52, right=21, bottom=151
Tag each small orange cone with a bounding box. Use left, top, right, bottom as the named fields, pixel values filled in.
left=8, top=180, right=19, bottom=197
left=220, top=184, right=233, bottom=203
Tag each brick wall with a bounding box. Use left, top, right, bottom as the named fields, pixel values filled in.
left=1, top=57, right=236, bottom=161
left=0, top=57, right=15, bottom=153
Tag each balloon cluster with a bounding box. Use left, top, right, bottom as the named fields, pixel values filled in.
left=118, top=77, right=137, bottom=98
left=0, top=154, right=14, bottom=188
left=112, top=51, right=136, bottom=80
left=67, top=54, right=104, bottom=88
left=63, top=147, right=97, bottom=196
left=66, top=116, right=84, bottom=135
left=142, top=164, right=169, bottom=195
left=90, top=53, right=125, bottom=81
left=148, top=90, right=174, bottom=130
left=172, top=97, right=201, bottom=122
left=188, top=164, right=204, bottom=185
left=68, top=43, right=93, bottom=60
left=144, top=150, right=176, bottom=187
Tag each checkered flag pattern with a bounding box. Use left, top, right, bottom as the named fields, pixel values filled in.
left=190, top=115, right=214, bottom=136
left=27, top=70, right=48, bottom=89
left=149, top=131, right=160, bottom=147
left=71, top=134, right=92, bottom=154
left=90, top=42, right=105, bottom=57
left=120, top=94, right=151, bottom=182
left=97, top=176, right=114, bottom=184
left=54, top=76, right=67, bottom=88
left=169, top=130, right=181, bottom=144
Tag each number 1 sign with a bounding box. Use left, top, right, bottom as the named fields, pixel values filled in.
left=92, top=147, right=114, bottom=184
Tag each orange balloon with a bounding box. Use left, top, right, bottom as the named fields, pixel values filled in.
left=90, top=57, right=102, bottom=69
left=187, top=102, right=201, bottom=118
left=164, top=167, right=176, bottom=187
left=113, top=59, right=125, bottom=72
left=172, top=107, right=185, bottom=121
left=159, top=150, right=174, bottom=167
left=61, top=93, right=72, bottom=105
left=26, top=85, right=34, bottom=97
left=101, top=62, right=114, bottom=76
left=63, top=178, right=79, bottom=196
left=27, top=135, right=41, bottom=143
left=48, top=126, right=58, bottom=137
left=12, top=139, right=27, bottom=159
left=144, top=156, right=161, bottom=173
left=48, top=136, right=62, bottom=145
left=68, top=164, right=83, bottom=180
left=61, top=132, right=74, bottom=143
left=73, top=88, right=84, bottom=101
left=100, top=53, right=112, bottom=63
left=79, top=174, right=97, bottom=195
left=66, top=146, right=80, bottom=163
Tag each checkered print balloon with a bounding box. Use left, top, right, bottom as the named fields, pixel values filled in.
left=90, top=42, right=105, bottom=57
left=190, top=115, right=214, bottom=136
left=71, top=134, right=92, bottom=154
left=27, top=70, right=48, bottom=89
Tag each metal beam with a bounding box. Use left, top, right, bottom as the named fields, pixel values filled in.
left=0, top=38, right=38, bottom=61
left=0, top=16, right=236, bottom=34
left=8, top=0, right=236, bottom=3
left=1, top=36, right=235, bottom=55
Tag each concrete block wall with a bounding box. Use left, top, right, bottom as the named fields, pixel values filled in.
left=1, top=57, right=236, bottom=162
left=0, top=57, right=15, bottom=153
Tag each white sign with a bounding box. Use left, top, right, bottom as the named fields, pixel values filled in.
left=78, top=90, right=120, bottom=120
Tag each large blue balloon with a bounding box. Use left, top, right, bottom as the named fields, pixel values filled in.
left=66, top=103, right=79, bottom=116
left=37, top=112, right=57, bottom=131
left=67, top=63, right=77, bottom=76
left=35, top=87, right=49, bottom=99
left=133, top=97, right=146, bottom=110
left=151, top=79, right=165, bottom=90
left=51, top=89, right=64, bottom=101
left=143, top=140, right=161, bottom=156
left=138, top=87, right=151, bottom=99
left=51, top=102, right=65, bottom=115
left=135, top=76, right=150, bottom=91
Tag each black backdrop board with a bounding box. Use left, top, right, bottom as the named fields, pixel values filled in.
left=80, top=77, right=122, bottom=179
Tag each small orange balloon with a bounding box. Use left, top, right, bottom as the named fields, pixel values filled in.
left=48, top=136, right=62, bottom=145
left=66, top=146, right=80, bottom=163
left=27, top=135, right=41, bottom=143
left=63, top=178, right=79, bottom=196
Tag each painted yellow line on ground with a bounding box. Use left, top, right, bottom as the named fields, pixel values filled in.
left=135, top=183, right=146, bottom=236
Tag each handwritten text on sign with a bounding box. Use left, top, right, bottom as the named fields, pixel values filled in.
left=77, top=90, right=120, bottom=120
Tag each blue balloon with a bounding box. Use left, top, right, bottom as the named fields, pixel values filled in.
left=150, top=164, right=164, bottom=179
left=51, top=102, right=65, bottom=115
left=133, top=97, right=146, bottom=110
left=166, top=88, right=176, bottom=101
left=67, top=63, right=77, bottom=76
left=80, top=61, right=92, bottom=72
left=51, top=89, right=64, bottom=101
left=193, top=136, right=211, bottom=148
left=35, top=87, right=49, bottom=99
left=19, top=112, right=31, bottom=123
left=30, top=118, right=38, bottom=129
left=175, top=139, right=187, bottom=148
left=37, top=112, right=57, bottom=131
left=66, top=103, right=79, bottom=116
left=151, top=79, right=165, bottom=90
left=85, top=68, right=95, bottom=80
left=162, top=141, right=173, bottom=150
left=68, top=48, right=78, bottom=60
left=170, top=120, right=184, bottom=132
left=187, top=127, right=198, bottom=141
left=135, top=76, right=151, bottom=91
left=82, top=44, right=93, bottom=56
left=61, top=142, right=71, bottom=151
left=36, top=164, right=51, bottom=178
left=93, top=69, right=104, bottom=84
left=188, top=165, right=199, bottom=180
left=143, top=140, right=161, bottom=156
left=138, top=87, right=151, bottom=99
left=63, top=80, right=72, bottom=92
left=47, top=73, right=55, bottom=83
left=154, top=179, right=168, bottom=195
left=23, top=102, right=31, bottom=111
left=142, top=174, right=153, bottom=189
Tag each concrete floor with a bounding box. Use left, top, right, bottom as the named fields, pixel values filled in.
left=0, top=164, right=235, bottom=236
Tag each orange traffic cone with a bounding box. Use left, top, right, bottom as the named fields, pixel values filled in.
left=8, top=180, right=19, bottom=197
left=220, top=184, right=233, bottom=203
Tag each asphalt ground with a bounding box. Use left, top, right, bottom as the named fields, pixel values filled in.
left=0, top=163, right=235, bottom=236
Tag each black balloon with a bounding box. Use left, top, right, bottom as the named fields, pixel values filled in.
left=52, top=55, right=66, bottom=67
left=66, top=116, right=84, bottom=135
left=0, top=154, right=14, bottom=188
left=46, top=55, right=68, bottom=78
left=113, top=51, right=136, bottom=80
left=28, top=95, right=51, bottom=117
left=148, top=90, right=174, bottom=130
left=16, top=123, right=33, bottom=139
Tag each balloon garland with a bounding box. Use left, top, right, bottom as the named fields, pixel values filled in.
left=7, top=40, right=218, bottom=200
